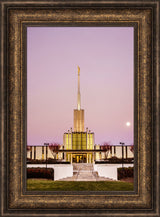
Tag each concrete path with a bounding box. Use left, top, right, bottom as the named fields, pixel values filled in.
left=57, top=163, right=114, bottom=181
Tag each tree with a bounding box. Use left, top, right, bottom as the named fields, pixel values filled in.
left=49, top=143, right=61, bottom=159
left=100, top=142, right=112, bottom=159
left=130, top=144, right=134, bottom=154
left=27, top=146, right=31, bottom=152
left=26, top=146, right=31, bottom=160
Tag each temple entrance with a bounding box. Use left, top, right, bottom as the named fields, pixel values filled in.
left=72, top=154, right=87, bottom=163
left=66, top=153, right=93, bottom=163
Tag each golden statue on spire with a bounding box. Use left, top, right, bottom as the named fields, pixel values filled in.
left=78, top=66, right=80, bottom=75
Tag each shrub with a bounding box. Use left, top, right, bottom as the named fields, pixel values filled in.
left=123, top=158, right=134, bottom=163
left=108, top=157, right=122, bottom=163
left=95, top=157, right=123, bottom=164
left=118, top=167, right=134, bottom=180
left=108, top=157, right=134, bottom=163
left=95, top=157, right=134, bottom=164
left=27, top=168, right=54, bottom=180
left=27, top=158, right=70, bottom=164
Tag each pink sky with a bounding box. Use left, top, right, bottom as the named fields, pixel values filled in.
left=27, top=27, right=133, bottom=146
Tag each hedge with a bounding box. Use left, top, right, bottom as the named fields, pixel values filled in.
left=27, top=158, right=70, bottom=164
left=27, top=168, right=54, bottom=180
left=95, top=157, right=134, bottom=164
left=118, top=167, right=134, bottom=180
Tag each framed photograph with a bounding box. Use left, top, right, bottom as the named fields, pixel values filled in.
left=0, top=0, right=159, bottom=216
left=26, top=26, right=135, bottom=188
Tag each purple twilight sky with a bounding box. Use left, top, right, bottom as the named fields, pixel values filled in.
left=27, top=27, right=134, bottom=146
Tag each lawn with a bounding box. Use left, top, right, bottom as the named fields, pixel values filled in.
left=27, top=179, right=134, bottom=191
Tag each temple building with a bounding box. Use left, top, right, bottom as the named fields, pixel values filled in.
left=27, top=66, right=134, bottom=163
left=63, top=66, right=95, bottom=163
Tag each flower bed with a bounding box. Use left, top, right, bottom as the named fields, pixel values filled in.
left=27, top=167, right=54, bottom=180
left=118, top=167, right=134, bottom=180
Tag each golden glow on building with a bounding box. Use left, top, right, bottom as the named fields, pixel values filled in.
left=63, top=67, right=95, bottom=163
left=77, top=65, right=81, bottom=110
left=74, top=109, right=84, bottom=132
left=73, top=66, right=84, bottom=132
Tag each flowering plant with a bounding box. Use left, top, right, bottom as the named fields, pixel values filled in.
left=27, top=146, right=31, bottom=152
left=100, top=142, right=112, bottom=159
left=49, top=143, right=61, bottom=159
left=130, top=144, right=134, bottom=153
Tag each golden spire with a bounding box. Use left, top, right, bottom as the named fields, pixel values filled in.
left=77, top=66, right=81, bottom=110
left=78, top=65, right=80, bottom=75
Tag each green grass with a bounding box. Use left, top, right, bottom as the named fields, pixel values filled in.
left=27, top=179, right=134, bottom=191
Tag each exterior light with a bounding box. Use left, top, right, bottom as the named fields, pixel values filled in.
left=44, top=143, right=49, bottom=168
left=119, top=142, right=125, bottom=168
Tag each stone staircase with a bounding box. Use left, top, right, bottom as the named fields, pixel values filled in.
left=57, top=163, right=114, bottom=181
left=73, top=163, right=93, bottom=171
left=73, top=163, right=95, bottom=181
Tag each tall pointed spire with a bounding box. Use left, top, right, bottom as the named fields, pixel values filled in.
left=77, top=66, right=81, bottom=110
left=74, top=66, right=84, bottom=132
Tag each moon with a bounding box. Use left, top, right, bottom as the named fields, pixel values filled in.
left=126, top=122, right=131, bottom=126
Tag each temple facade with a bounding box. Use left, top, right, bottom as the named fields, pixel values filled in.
left=27, top=145, right=134, bottom=162
left=63, top=66, right=95, bottom=163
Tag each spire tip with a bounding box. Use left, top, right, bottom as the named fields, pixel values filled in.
left=78, top=66, right=80, bottom=75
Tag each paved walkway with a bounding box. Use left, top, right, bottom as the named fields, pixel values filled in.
left=58, top=163, right=114, bottom=181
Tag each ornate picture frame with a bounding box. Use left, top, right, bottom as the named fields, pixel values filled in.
left=0, top=0, right=159, bottom=216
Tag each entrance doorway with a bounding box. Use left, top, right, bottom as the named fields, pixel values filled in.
left=72, top=154, right=87, bottom=163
